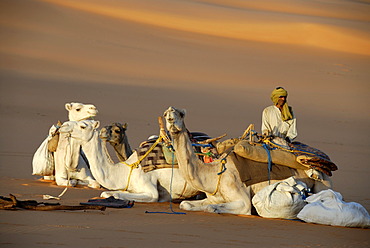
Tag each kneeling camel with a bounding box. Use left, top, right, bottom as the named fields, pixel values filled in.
left=163, top=106, right=332, bottom=215
left=59, top=120, right=200, bottom=202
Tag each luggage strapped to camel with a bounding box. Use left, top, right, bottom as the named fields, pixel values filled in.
left=133, top=126, right=225, bottom=173
left=222, top=124, right=338, bottom=178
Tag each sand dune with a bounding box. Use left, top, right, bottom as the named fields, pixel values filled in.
left=200, top=0, right=370, bottom=22
left=40, top=0, right=370, bottom=55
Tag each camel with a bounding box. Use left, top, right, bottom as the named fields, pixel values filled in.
left=163, top=106, right=332, bottom=215
left=99, top=123, right=133, bottom=162
left=65, top=102, right=98, bottom=122
left=99, top=122, right=218, bottom=167
left=53, top=119, right=100, bottom=188
left=33, top=102, right=99, bottom=182
left=51, top=102, right=99, bottom=185
left=59, top=120, right=201, bottom=202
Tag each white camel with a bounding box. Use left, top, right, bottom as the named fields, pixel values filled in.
left=163, top=106, right=332, bottom=215
left=33, top=102, right=99, bottom=184
left=65, top=102, right=98, bottom=122
left=53, top=120, right=100, bottom=188
left=59, top=120, right=200, bottom=202
left=52, top=102, right=100, bottom=187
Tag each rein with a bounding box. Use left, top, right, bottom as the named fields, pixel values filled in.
left=120, top=135, right=164, bottom=191
left=210, top=158, right=227, bottom=195
left=145, top=138, right=186, bottom=215
left=209, top=149, right=231, bottom=195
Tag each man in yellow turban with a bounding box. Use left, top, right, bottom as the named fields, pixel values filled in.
left=261, top=87, right=297, bottom=144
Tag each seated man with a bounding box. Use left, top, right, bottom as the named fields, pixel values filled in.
left=261, top=87, right=297, bottom=146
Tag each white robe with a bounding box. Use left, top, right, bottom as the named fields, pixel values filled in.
left=261, top=105, right=297, bottom=141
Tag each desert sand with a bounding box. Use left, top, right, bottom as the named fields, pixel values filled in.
left=0, top=0, right=369, bottom=247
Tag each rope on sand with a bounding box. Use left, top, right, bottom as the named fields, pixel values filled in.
left=145, top=138, right=186, bottom=215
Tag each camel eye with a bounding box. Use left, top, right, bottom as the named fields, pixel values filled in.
left=114, top=130, right=120, bottom=134
left=76, top=108, right=81, bottom=112
left=80, top=126, right=86, bottom=129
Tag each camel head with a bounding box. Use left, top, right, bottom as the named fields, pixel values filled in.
left=99, top=123, right=128, bottom=145
left=59, top=120, right=100, bottom=145
left=65, top=102, right=98, bottom=121
left=163, top=106, right=186, bottom=134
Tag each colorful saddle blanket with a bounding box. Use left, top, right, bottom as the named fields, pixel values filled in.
left=136, top=131, right=213, bottom=173
left=291, top=141, right=338, bottom=176
left=136, top=143, right=175, bottom=173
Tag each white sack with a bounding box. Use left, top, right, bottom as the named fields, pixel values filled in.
left=297, top=189, right=370, bottom=228
left=32, top=125, right=57, bottom=176
left=252, top=176, right=308, bottom=219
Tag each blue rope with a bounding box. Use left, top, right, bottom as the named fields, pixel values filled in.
left=192, top=143, right=213, bottom=148
left=218, top=159, right=227, bottom=175
left=262, top=143, right=272, bottom=184
left=145, top=143, right=186, bottom=215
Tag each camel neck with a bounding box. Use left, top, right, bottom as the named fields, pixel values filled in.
left=114, top=134, right=133, bottom=161
left=171, top=129, right=224, bottom=194
left=172, top=130, right=210, bottom=191
left=113, top=144, right=128, bottom=162
left=172, top=131, right=196, bottom=174
left=82, top=130, right=129, bottom=190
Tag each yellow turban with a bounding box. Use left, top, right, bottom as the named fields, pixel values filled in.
left=270, top=87, right=293, bottom=121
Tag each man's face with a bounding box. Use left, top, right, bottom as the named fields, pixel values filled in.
left=277, top=96, right=287, bottom=106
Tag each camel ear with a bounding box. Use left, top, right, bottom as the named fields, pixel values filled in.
left=60, top=121, right=72, bottom=132
left=93, top=121, right=100, bottom=129
left=179, top=109, right=186, bottom=118
left=122, top=123, right=128, bottom=130
left=65, top=103, right=72, bottom=111
left=163, top=108, right=170, bottom=117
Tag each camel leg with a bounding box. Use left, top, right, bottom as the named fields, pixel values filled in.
left=206, top=185, right=252, bottom=215
left=204, top=200, right=251, bottom=215
left=55, top=168, right=77, bottom=187
left=43, top=175, right=55, bottom=181
left=100, top=181, right=159, bottom=202
left=100, top=190, right=159, bottom=202
left=55, top=177, right=77, bottom=187
left=72, top=157, right=101, bottom=189
left=180, top=198, right=251, bottom=215
left=312, top=173, right=332, bottom=193
left=179, top=198, right=213, bottom=212
left=74, top=170, right=100, bottom=188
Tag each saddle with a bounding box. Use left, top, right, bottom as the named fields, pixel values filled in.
left=229, top=152, right=294, bottom=186
left=136, top=131, right=216, bottom=173
left=233, top=139, right=338, bottom=176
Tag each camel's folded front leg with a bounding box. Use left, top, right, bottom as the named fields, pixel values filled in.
left=180, top=198, right=251, bottom=215
left=204, top=200, right=251, bottom=215
left=100, top=190, right=159, bottom=202
left=179, top=198, right=212, bottom=212
left=55, top=176, right=77, bottom=187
